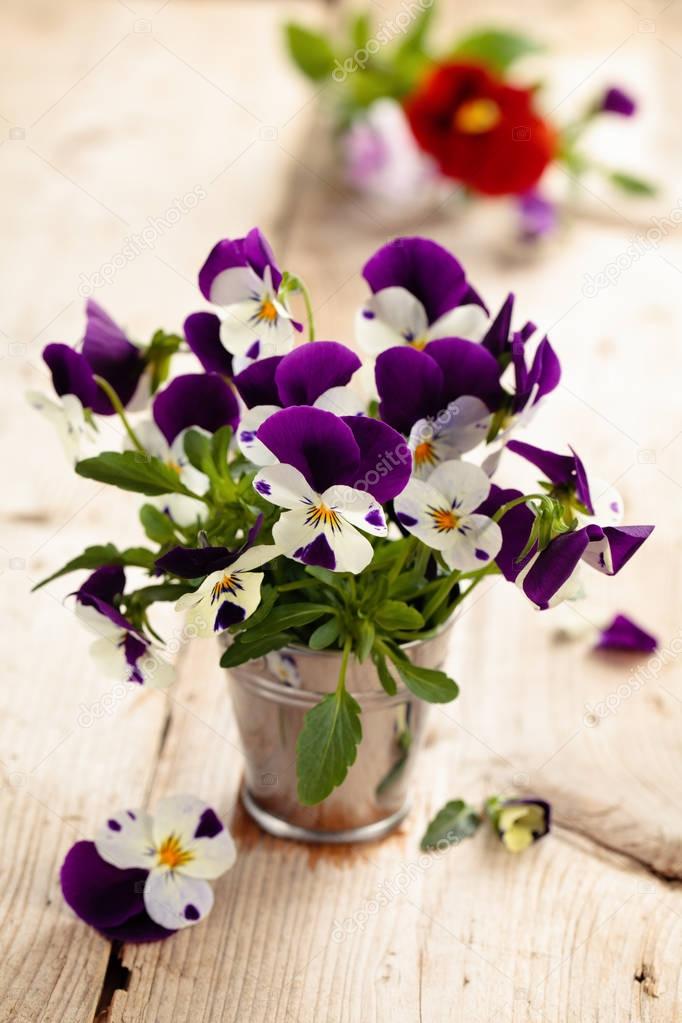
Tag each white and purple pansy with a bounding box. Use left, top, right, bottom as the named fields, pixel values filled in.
left=133, top=373, right=240, bottom=527
left=479, top=485, right=654, bottom=610
left=61, top=795, right=236, bottom=940
left=28, top=301, right=147, bottom=461
left=394, top=460, right=503, bottom=571
left=356, top=236, right=489, bottom=357
left=74, top=566, right=175, bottom=687
left=375, top=339, right=503, bottom=475
left=157, top=522, right=276, bottom=633
left=198, top=228, right=301, bottom=361
left=507, top=439, right=624, bottom=525
left=234, top=341, right=365, bottom=464
left=252, top=406, right=411, bottom=573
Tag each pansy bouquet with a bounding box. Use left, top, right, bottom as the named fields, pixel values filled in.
left=285, top=4, right=655, bottom=237
left=32, top=228, right=653, bottom=812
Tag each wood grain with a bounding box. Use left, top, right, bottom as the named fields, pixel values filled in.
left=2, top=0, right=682, bottom=1020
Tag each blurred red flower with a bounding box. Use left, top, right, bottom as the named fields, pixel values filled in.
left=405, top=62, right=556, bottom=197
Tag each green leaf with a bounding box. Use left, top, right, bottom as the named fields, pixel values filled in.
left=252, top=602, right=332, bottom=634
left=296, top=687, right=362, bottom=805
left=145, top=329, right=183, bottom=393
left=139, top=504, right=177, bottom=544
left=608, top=171, right=657, bottom=197
left=183, top=428, right=213, bottom=475
left=421, top=799, right=481, bottom=851
left=309, top=617, right=340, bottom=650
left=229, top=585, right=277, bottom=633
left=395, top=3, right=434, bottom=58
left=350, top=11, right=371, bottom=50
left=126, top=582, right=193, bottom=610
left=211, top=425, right=233, bottom=478
left=375, top=600, right=424, bottom=632
left=285, top=23, right=337, bottom=82
left=356, top=620, right=375, bottom=662
left=452, top=29, right=542, bottom=72
left=392, top=658, right=459, bottom=704
left=220, top=632, right=295, bottom=668
left=76, top=451, right=199, bottom=498
left=372, top=652, right=398, bottom=696
left=32, top=544, right=154, bottom=590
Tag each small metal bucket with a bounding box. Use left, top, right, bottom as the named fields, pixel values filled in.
left=224, top=624, right=453, bottom=844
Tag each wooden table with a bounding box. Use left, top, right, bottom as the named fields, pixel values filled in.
left=1, top=1, right=681, bottom=1020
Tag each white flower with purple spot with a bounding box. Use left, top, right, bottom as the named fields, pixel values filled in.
left=95, top=795, right=236, bottom=930
left=395, top=460, right=502, bottom=571
left=27, top=391, right=100, bottom=464
left=174, top=543, right=277, bottom=633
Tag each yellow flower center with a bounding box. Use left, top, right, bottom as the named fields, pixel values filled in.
left=156, top=833, right=194, bottom=869
left=429, top=506, right=460, bottom=532
left=166, top=460, right=182, bottom=475
left=211, top=573, right=242, bottom=603
left=257, top=297, right=278, bottom=323
left=408, top=336, right=429, bottom=350
left=305, top=502, right=342, bottom=531
left=454, top=98, right=501, bottom=134
left=414, top=441, right=438, bottom=469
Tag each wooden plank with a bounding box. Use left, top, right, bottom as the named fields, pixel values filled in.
left=111, top=1, right=682, bottom=1020
left=0, top=1, right=324, bottom=1021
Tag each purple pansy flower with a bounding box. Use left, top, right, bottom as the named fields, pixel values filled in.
left=355, top=237, right=489, bottom=357
left=198, top=229, right=301, bottom=360
left=375, top=338, right=502, bottom=474
left=157, top=521, right=276, bottom=633
left=252, top=406, right=410, bottom=573
left=479, top=485, right=654, bottom=610
left=61, top=796, right=235, bottom=940
left=507, top=439, right=594, bottom=514
left=517, top=191, right=557, bottom=242
left=487, top=796, right=551, bottom=853
left=134, top=373, right=240, bottom=527
left=595, top=613, right=658, bottom=653
left=234, top=341, right=364, bottom=464
left=600, top=87, right=637, bottom=117
left=395, top=459, right=502, bottom=571
left=74, top=566, right=174, bottom=687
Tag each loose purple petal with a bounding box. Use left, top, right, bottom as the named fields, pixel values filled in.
left=600, top=86, right=636, bottom=117
left=274, top=342, right=361, bottom=407
left=517, top=191, right=557, bottom=241
left=60, top=841, right=174, bottom=943
left=184, top=312, right=233, bottom=376
left=596, top=613, right=658, bottom=653
left=152, top=373, right=240, bottom=444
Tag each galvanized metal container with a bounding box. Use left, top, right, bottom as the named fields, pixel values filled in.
left=224, top=624, right=453, bottom=843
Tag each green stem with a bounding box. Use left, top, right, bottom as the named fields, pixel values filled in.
left=94, top=375, right=146, bottom=455
left=336, top=638, right=352, bottom=697
left=492, top=493, right=546, bottom=524
left=296, top=278, right=316, bottom=342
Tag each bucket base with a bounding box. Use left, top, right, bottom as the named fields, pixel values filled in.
left=241, top=786, right=410, bottom=845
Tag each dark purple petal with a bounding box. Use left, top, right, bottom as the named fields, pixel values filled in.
left=82, top=301, right=145, bottom=412
left=477, top=485, right=535, bottom=582
left=515, top=337, right=561, bottom=409
left=341, top=416, right=411, bottom=503
left=234, top=356, right=284, bottom=408
left=517, top=192, right=557, bottom=241
left=595, top=613, right=657, bottom=653
left=43, top=344, right=100, bottom=410
left=198, top=229, right=281, bottom=302
left=598, top=524, right=654, bottom=574
left=375, top=346, right=443, bottom=433
left=274, top=342, right=361, bottom=407
left=214, top=601, right=246, bottom=630
left=362, top=237, right=485, bottom=324
left=600, top=86, right=636, bottom=117
left=481, top=293, right=514, bottom=357
left=194, top=808, right=224, bottom=838
left=184, top=312, right=233, bottom=376
left=507, top=440, right=594, bottom=514
left=521, top=529, right=592, bottom=609
left=257, top=406, right=360, bottom=493
left=294, top=533, right=336, bottom=569
left=152, top=373, right=240, bottom=444
left=75, top=566, right=138, bottom=634
left=424, top=338, right=503, bottom=409
left=60, top=841, right=174, bottom=943
left=156, top=545, right=235, bottom=577
left=122, top=633, right=148, bottom=684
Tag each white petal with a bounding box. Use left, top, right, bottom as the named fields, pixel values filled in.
left=215, top=570, right=264, bottom=626
left=230, top=544, right=279, bottom=572
left=144, top=870, right=214, bottom=930
left=313, top=385, right=365, bottom=417
left=582, top=535, right=614, bottom=576
left=321, top=484, right=387, bottom=536
left=27, top=390, right=98, bottom=464
left=209, top=265, right=264, bottom=307
left=183, top=830, right=236, bottom=880
left=409, top=399, right=491, bottom=480
left=427, top=304, right=489, bottom=342
left=394, top=477, right=464, bottom=552
left=76, top=602, right=123, bottom=641
left=95, top=808, right=155, bottom=869
left=273, top=506, right=374, bottom=573
left=588, top=480, right=624, bottom=526
left=237, top=404, right=281, bottom=465
left=132, top=419, right=170, bottom=460
left=441, top=514, right=502, bottom=572
left=426, top=459, right=491, bottom=517
left=253, top=463, right=318, bottom=508
left=356, top=287, right=429, bottom=355
left=153, top=794, right=219, bottom=849
left=137, top=649, right=176, bottom=689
